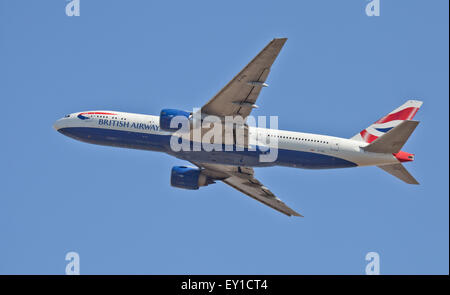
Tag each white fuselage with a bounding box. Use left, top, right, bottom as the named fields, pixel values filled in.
left=53, top=111, right=400, bottom=169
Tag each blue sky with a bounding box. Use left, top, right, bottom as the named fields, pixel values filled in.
left=0, top=0, right=448, bottom=274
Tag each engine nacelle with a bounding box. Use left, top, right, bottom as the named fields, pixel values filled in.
left=160, top=109, right=191, bottom=131
left=170, top=166, right=214, bottom=190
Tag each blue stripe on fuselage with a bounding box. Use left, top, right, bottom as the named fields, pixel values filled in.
left=57, top=127, right=356, bottom=169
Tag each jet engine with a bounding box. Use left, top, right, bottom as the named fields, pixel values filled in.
left=170, top=166, right=215, bottom=190
left=159, top=109, right=191, bottom=131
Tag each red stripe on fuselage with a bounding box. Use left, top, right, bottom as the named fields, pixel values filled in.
left=80, top=112, right=117, bottom=116
left=375, top=107, right=419, bottom=124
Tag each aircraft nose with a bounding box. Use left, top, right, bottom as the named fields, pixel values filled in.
left=53, top=118, right=64, bottom=131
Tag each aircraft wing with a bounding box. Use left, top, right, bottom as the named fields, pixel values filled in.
left=201, top=38, right=287, bottom=119
left=191, top=162, right=302, bottom=217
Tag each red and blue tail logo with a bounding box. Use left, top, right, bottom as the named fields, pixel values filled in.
left=352, top=100, right=423, bottom=143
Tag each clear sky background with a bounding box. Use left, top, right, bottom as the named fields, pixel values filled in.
left=0, top=0, right=448, bottom=274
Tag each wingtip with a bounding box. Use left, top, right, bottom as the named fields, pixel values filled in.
left=273, top=37, right=288, bottom=42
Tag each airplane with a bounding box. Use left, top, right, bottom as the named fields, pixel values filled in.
left=53, top=38, right=423, bottom=217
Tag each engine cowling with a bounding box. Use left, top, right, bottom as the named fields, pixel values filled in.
left=160, top=109, right=191, bottom=131
left=170, top=166, right=214, bottom=190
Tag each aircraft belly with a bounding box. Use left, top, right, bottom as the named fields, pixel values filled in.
left=175, top=148, right=356, bottom=169
left=58, top=127, right=357, bottom=169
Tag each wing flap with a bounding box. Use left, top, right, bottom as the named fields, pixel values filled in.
left=192, top=162, right=302, bottom=217
left=223, top=176, right=302, bottom=217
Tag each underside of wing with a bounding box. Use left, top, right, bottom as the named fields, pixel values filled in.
left=192, top=162, right=302, bottom=217
left=201, top=38, right=287, bottom=119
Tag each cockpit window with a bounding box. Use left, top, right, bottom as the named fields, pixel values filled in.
left=65, top=114, right=70, bottom=118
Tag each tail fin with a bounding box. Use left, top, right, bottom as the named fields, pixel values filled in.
left=351, top=100, right=423, bottom=143
left=378, top=163, right=419, bottom=184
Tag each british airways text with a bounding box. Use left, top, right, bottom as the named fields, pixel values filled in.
left=98, top=119, right=160, bottom=131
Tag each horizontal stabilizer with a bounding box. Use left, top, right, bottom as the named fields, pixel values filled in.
left=362, top=120, right=419, bottom=154
left=378, top=163, right=419, bottom=185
